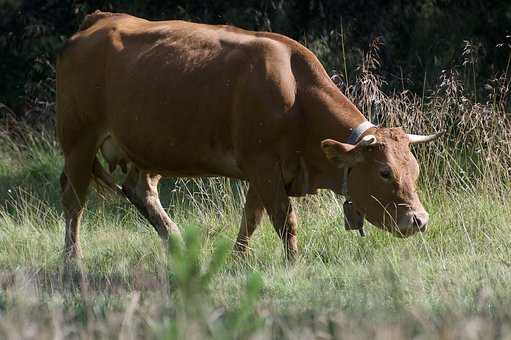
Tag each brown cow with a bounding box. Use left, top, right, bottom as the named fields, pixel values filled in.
left=57, top=11, right=442, bottom=262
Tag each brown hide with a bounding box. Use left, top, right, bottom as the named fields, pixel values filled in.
left=57, top=11, right=433, bottom=262
left=58, top=12, right=368, bottom=176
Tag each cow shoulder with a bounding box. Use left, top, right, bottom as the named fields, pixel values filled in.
left=238, top=36, right=297, bottom=111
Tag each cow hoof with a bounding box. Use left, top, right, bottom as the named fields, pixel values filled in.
left=232, top=244, right=253, bottom=260
left=62, top=257, right=88, bottom=292
left=285, top=249, right=298, bottom=264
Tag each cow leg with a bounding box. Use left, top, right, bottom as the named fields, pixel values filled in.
left=234, top=184, right=265, bottom=254
left=249, top=163, right=298, bottom=261
left=122, top=168, right=181, bottom=245
left=61, top=136, right=97, bottom=261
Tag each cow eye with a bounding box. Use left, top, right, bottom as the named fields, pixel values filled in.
left=379, top=169, right=392, bottom=180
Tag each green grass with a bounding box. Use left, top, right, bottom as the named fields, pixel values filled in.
left=0, top=128, right=510, bottom=339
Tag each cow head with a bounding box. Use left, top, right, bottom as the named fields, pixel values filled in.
left=321, top=127, right=442, bottom=237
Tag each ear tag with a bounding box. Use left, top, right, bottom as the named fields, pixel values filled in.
left=343, top=200, right=366, bottom=236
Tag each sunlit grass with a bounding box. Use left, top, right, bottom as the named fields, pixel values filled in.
left=1, top=37, right=510, bottom=335
left=0, top=124, right=510, bottom=338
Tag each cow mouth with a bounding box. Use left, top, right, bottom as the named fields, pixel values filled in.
left=389, top=228, right=420, bottom=238
left=387, top=219, right=428, bottom=238
left=370, top=204, right=429, bottom=237
left=367, top=217, right=427, bottom=238
left=347, top=201, right=428, bottom=237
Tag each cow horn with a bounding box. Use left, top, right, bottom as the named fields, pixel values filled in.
left=407, top=130, right=445, bottom=144
left=359, top=134, right=377, bottom=146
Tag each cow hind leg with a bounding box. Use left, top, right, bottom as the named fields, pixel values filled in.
left=234, top=184, right=265, bottom=255
left=122, top=167, right=181, bottom=247
left=61, top=135, right=98, bottom=260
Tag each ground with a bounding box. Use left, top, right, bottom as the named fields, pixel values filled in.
left=0, top=128, right=510, bottom=339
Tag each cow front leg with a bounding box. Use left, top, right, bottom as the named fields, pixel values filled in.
left=122, top=168, right=181, bottom=246
left=234, top=184, right=265, bottom=255
left=249, top=163, right=298, bottom=261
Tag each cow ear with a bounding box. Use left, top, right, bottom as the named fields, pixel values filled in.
left=321, top=139, right=361, bottom=167
left=321, top=135, right=377, bottom=167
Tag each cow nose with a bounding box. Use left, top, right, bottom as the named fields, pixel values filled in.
left=412, top=212, right=429, bottom=232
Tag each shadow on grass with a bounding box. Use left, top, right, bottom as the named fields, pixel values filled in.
left=0, top=130, right=248, bottom=223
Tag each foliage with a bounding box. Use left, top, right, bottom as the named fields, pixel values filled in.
left=164, top=229, right=264, bottom=339
left=0, top=0, right=510, bottom=118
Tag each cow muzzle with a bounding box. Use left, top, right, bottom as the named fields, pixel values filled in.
left=395, top=210, right=429, bottom=236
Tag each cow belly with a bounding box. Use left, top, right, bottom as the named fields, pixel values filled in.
left=105, top=89, right=243, bottom=177
left=107, top=127, right=243, bottom=178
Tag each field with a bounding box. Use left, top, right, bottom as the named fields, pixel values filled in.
left=0, top=32, right=510, bottom=338
left=0, top=1, right=510, bottom=338
left=1, top=77, right=511, bottom=339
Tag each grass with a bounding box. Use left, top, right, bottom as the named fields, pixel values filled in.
left=0, top=124, right=510, bottom=339
left=0, top=39, right=510, bottom=338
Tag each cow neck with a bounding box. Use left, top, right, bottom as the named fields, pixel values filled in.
left=341, top=120, right=376, bottom=197
left=300, top=81, right=372, bottom=195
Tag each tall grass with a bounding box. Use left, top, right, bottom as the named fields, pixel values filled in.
left=327, top=36, right=511, bottom=193
left=0, top=39, right=510, bottom=338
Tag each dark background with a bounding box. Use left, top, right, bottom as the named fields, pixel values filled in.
left=0, top=0, right=510, bottom=120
